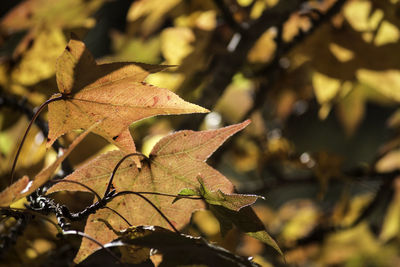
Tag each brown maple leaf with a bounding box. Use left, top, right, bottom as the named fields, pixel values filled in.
left=47, top=36, right=208, bottom=155
left=47, top=120, right=250, bottom=262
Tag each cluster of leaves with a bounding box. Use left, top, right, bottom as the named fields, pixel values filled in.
left=0, top=0, right=279, bottom=266
left=1, top=0, right=400, bottom=266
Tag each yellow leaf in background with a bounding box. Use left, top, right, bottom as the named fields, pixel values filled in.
left=387, top=109, right=400, bottom=128
left=343, top=1, right=383, bottom=32
left=320, top=223, right=379, bottom=265
left=250, top=0, right=266, bottom=19
left=374, top=20, right=400, bottom=46
left=192, top=210, right=220, bottom=236
left=332, top=193, right=373, bottom=227
left=357, top=69, right=400, bottom=102
left=161, top=27, right=195, bottom=65
left=231, top=138, right=259, bottom=172
left=376, top=150, right=400, bottom=173
left=175, top=10, right=217, bottom=31
left=141, top=134, right=165, bottom=157
left=215, top=73, right=254, bottom=123
left=109, top=31, right=161, bottom=64
left=380, top=178, right=400, bottom=242
left=281, top=206, right=319, bottom=244
left=312, top=72, right=341, bottom=104
left=0, top=117, right=46, bottom=174
left=312, top=72, right=342, bottom=119
left=248, top=29, right=276, bottom=64
left=238, top=0, right=253, bottom=7
left=337, top=84, right=365, bottom=136
left=0, top=0, right=104, bottom=33
left=11, top=28, right=66, bottom=86
left=329, top=43, right=355, bottom=63
left=127, top=0, right=181, bottom=36
left=146, top=72, right=185, bottom=92
left=250, top=0, right=278, bottom=19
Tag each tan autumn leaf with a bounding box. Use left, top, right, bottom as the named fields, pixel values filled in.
left=11, top=27, right=66, bottom=86
left=47, top=36, right=208, bottom=154
left=47, top=120, right=250, bottom=263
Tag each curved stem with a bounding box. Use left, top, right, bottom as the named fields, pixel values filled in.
left=10, top=95, right=65, bottom=184
left=104, top=152, right=147, bottom=198
left=113, top=191, right=180, bottom=234
left=104, top=207, right=132, bottom=227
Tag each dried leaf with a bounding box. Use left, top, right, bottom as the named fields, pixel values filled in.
left=47, top=120, right=250, bottom=262
left=47, top=37, right=208, bottom=154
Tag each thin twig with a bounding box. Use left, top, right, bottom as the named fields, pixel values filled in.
left=10, top=94, right=65, bottom=184
left=104, top=152, right=147, bottom=198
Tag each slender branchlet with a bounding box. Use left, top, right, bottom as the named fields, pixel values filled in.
left=104, top=152, right=147, bottom=198
left=10, top=94, right=65, bottom=184
left=103, top=207, right=132, bottom=226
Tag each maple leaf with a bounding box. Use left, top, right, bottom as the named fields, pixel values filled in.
left=0, top=127, right=91, bottom=207
left=47, top=120, right=250, bottom=262
left=47, top=36, right=208, bottom=155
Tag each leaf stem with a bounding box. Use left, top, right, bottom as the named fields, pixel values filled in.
left=103, top=207, right=132, bottom=226
left=10, top=94, right=65, bottom=185
left=103, top=152, right=147, bottom=199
